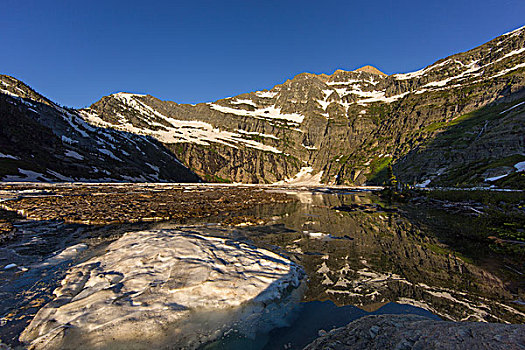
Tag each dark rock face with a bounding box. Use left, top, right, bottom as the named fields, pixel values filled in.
left=304, top=314, right=525, bottom=350
left=1, top=27, right=524, bottom=185
left=0, top=77, right=200, bottom=183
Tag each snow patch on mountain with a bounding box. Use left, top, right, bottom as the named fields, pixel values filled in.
left=208, top=103, right=304, bottom=124
left=83, top=109, right=283, bottom=154
left=273, top=167, right=324, bottom=185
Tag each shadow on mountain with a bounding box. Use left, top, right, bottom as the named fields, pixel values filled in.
left=393, top=90, right=525, bottom=188
left=0, top=92, right=200, bottom=183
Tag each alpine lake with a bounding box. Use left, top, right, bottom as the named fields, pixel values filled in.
left=0, top=184, right=523, bottom=349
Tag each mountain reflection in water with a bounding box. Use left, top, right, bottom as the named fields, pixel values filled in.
left=233, top=190, right=524, bottom=324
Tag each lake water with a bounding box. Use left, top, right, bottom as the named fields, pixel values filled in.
left=0, top=188, right=522, bottom=349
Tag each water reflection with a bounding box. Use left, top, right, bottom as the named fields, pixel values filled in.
left=0, top=189, right=523, bottom=349
left=238, top=190, right=524, bottom=324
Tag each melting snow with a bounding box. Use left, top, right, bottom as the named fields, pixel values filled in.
left=82, top=98, right=284, bottom=154
left=21, top=229, right=304, bottom=349
left=415, top=179, right=432, bottom=188
left=273, top=167, right=324, bottom=186
left=255, top=91, right=278, bottom=98
left=209, top=104, right=305, bottom=124
left=64, top=150, right=84, bottom=160
left=0, top=152, right=19, bottom=160
left=2, top=169, right=50, bottom=182
left=98, top=148, right=122, bottom=162
left=514, top=161, right=525, bottom=172
left=231, top=99, right=257, bottom=107
left=484, top=174, right=509, bottom=182
left=499, top=101, right=525, bottom=115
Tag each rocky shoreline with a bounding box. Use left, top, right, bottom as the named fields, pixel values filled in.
left=304, top=314, right=525, bottom=350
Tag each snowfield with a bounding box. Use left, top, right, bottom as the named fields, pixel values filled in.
left=21, top=229, right=305, bottom=349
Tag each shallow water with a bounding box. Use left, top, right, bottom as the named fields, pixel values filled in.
left=0, top=188, right=523, bottom=348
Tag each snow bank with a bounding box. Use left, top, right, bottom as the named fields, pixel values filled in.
left=273, top=167, right=324, bottom=186
left=21, top=229, right=304, bottom=349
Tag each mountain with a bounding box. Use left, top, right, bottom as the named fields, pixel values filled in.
left=0, top=75, right=200, bottom=182
left=354, top=65, right=387, bottom=76
left=1, top=26, right=524, bottom=187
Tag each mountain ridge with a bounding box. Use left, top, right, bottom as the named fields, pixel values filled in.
left=1, top=25, right=524, bottom=187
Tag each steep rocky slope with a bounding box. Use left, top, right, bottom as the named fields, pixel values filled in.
left=79, top=25, right=525, bottom=186
left=0, top=75, right=200, bottom=182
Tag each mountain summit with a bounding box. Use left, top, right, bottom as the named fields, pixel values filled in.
left=354, top=65, right=387, bottom=76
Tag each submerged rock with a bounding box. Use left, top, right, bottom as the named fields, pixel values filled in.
left=20, top=229, right=305, bottom=349
left=304, top=314, right=525, bottom=349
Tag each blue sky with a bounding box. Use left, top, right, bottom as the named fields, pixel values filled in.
left=1, top=0, right=524, bottom=108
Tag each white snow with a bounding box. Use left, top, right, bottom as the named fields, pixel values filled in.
left=209, top=104, right=305, bottom=124
left=46, top=170, right=74, bottom=181
left=273, top=167, right=324, bottom=186
left=500, top=47, right=525, bottom=60
left=484, top=174, right=509, bottom=182
left=61, top=135, right=77, bottom=144
left=304, top=231, right=329, bottom=239
left=302, top=144, right=318, bottom=150
left=145, top=162, right=160, bottom=172
left=64, top=150, right=84, bottom=160
left=490, top=62, right=525, bottom=78
left=393, top=59, right=453, bottom=80
left=514, top=161, right=525, bottom=172
left=21, top=229, right=304, bottom=349
left=255, top=91, right=278, bottom=98
left=316, top=262, right=330, bottom=274
left=4, top=263, right=17, bottom=270
left=415, top=179, right=432, bottom=188
left=2, top=169, right=50, bottom=182
left=0, top=88, right=19, bottom=98
left=326, top=79, right=360, bottom=86
left=502, top=24, right=525, bottom=37
left=98, top=148, right=122, bottom=162
left=499, top=101, right=525, bottom=115
left=231, top=99, right=257, bottom=107
left=236, top=129, right=279, bottom=140
left=0, top=152, right=19, bottom=160
left=82, top=99, right=284, bottom=154
left=37, top=244, right=88, bottom=267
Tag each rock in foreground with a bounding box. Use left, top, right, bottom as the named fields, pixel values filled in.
left=20, top=229, right=304, bottom=349
left=304, top=314, right=525, bottom=350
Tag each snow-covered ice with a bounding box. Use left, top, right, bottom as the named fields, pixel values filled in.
left=21, top=229, right=304, bottom=349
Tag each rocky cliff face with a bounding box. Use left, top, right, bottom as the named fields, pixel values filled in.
left=2, top=26, right=524, bottom=185
left=0, top=75, right=200, bottom=182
